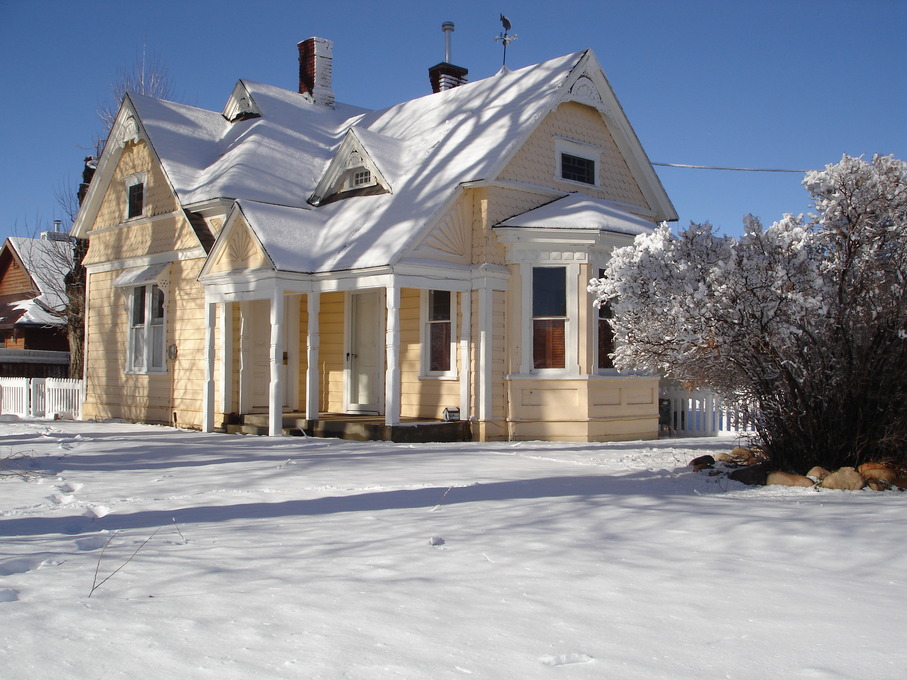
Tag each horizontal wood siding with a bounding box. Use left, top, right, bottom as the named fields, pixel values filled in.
left=319, top=292, right=345, bottom=413
left=82, top=258, right=208, bottom=427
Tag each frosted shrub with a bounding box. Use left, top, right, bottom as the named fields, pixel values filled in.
left=590, top=155, right=907, bottom=472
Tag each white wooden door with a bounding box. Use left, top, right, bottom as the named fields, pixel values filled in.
left=346, top=291, right=383, bottom=414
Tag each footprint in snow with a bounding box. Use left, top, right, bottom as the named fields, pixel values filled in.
left=58, top=482, right=83, bottom=493
left=76, top=535, right=111, bottom=551
left=539, top=653, right=593, bottom=666
left=0, top=557, right=57, bottom=576
left=83, top=505, right=110, bottom=519
left=0, top=589, right=20, bottom=603
left=47, top=493, right=75, bottom=505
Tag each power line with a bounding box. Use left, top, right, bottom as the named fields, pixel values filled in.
left=653, top=162, right=809, bottom=173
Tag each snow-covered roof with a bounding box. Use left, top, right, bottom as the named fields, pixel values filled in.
left=0, top=237, right=71, bottom=327
left=80, top=48, right=675, bottom=275
left=495, top=194, right=657, bottom=236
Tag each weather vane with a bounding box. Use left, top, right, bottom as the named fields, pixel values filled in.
left=494, top=14, right=517, bottom=67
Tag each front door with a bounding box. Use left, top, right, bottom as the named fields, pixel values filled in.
left=346, top=290, right=383, bottom=414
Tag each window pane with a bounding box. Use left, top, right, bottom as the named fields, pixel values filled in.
left=151, top=324, right=165, bottom=369
left=533, top=267, right=566, bottom=317
left=429, top=321, right=451, bottom=372
left=429, top=290, right=451, bottom=321
left=561, top=153, right=595, bottom=184
left=132, top=286, right=146, bottom=326
left=131, top=326, right=145, bottom=370
left=151, top=285, right=165, bottom=321
left=533, top=319, right=565, bottom=369
left=127, top=183, right=144, bottom=218
left=598, top=318, right=614, bottom=369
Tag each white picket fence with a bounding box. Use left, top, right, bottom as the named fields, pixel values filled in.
left=659, top=386, right=755, bottom=436
left=0, top=377, right=83, bottom=420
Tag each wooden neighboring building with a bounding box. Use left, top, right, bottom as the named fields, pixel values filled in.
left=71, top=38, right=677, bottom=440
left=0, top=236, right=71, bottom=378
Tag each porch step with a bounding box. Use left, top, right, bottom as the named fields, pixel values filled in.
left=229, top=413, right=471, bottom=443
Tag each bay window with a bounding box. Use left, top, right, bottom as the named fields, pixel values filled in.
left=533, top=267, right=567, bottom=369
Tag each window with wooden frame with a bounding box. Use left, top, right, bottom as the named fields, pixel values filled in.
left=423, top=289, right=455, bottom=376
left=532, top=266, right=567, bottom=369
left=555, top=138, right=601, bottom=188
left=596, top=268, right=616, bottom=371
left=128, top=284, right=165, bottom=373
left=127, top=182, right=144, bottom=219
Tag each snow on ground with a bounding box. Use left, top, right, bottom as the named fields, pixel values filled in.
left=1, top=419, right=904, bottom=680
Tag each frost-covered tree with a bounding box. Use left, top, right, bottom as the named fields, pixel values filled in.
left=589, top=154, right=907, bottom=472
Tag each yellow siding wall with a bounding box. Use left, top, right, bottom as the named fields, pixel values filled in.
left=499, top=101, right=650, bottom=209
left=319, top=292, right=345, bottom=413
left=398, top=288, right=461, bottom=419
left=507, top=377, right=659, bottom=441
left=82, top=258, right=209, bottom=427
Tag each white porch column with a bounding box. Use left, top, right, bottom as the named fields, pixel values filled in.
left=477, top=284, right=493, bottom=422
left=385, top=282, right=401, bottom=427
left=268, top=290, right=285, bottom=437
left=238, top=301, right=252, bottom=414
left=202, top=300, right=217, bottom=433
left=305, top=292, right=321, bottom=421
left=459, top=289, right=472, bottom=420
left=218, top=302, right=233, bottom=416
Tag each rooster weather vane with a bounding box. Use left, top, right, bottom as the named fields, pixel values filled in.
left=494, top=14, right=517, bottom=67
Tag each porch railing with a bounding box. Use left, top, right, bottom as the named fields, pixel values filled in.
left=0, top=377, right=83, bottom=420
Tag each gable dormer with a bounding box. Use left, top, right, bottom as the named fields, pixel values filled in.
left=308, top=128, right=396, bottom=206
left=223, top=80, right=262, bottom=122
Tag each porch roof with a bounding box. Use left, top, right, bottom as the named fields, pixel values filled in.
left=494, top=194, right=657, bottom=236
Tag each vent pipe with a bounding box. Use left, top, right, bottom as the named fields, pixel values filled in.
left=428, top=22, right=468, bottom=93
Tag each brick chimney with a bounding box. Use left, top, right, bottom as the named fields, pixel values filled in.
left=298, top=37, right=335, bottom=107
left=428, top=22, right=468, bottom=93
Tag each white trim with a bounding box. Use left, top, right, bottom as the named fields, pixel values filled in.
left=84, top=247, right=206, bottom=275
left=268, top=289, right=285, bottom=436
left=385, top=283, right=401, bottom=427
left=218, top=301, right=233, bottom=415
left=124, top=283, right=167, bottom=375
left=123, top=172, right=148, bottom=221
left=555, top=138, right=601, bottom=189
left=459, top=290, right=472, bottom=420
left=305, top=292, right=321, bottom=420
left=518, top=261, right=581, bottom=377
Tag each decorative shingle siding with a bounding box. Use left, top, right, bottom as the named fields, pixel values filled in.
left=499, top=101, right=649, bottom=210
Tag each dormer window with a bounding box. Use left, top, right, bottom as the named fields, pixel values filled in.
left=353, top=170, right=372, bottom=187
left=555, top=138, right=601, bottom=188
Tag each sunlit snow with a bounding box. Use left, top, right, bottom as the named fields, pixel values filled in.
left=1, top=419, right=904, bottom=679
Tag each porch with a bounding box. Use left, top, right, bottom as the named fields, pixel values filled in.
left=225, top=411, right=471, bottom=443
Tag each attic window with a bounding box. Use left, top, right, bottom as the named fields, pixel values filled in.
left=127, top=182, right=144, bottom=219
left=555, top=138, right=601, bottom=188
left=561, top=154, right=595, bottom=185
left=353, top=170, right=371, bottom=187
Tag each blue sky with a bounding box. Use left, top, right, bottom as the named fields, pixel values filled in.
left=1, top=0, right=903, bottom=243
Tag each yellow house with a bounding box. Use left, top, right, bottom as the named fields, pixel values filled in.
left=71, top=38, right=677, bottom=441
